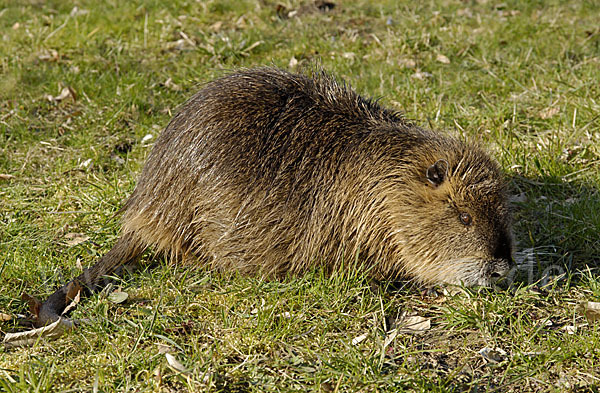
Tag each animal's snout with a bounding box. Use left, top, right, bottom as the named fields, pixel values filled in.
left=489, top=257, right=515, bottom=284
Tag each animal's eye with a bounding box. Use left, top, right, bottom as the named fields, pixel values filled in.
left=459, top=212, right=472, bottom=226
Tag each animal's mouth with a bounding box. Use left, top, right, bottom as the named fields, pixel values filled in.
left=472, top=257, right=515, bottom=287
left=439, top=257, right=515, bottom=288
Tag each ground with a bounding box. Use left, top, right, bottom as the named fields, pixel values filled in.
left=1, top=0, right=599, bottom=392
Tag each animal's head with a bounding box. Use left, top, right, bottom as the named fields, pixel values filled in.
left=389, top=145, right=514, bottom=287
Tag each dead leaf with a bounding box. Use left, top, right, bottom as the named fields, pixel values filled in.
left=457, top=8, right=473, bottom=17
left=539, top=106, right=559, bottom=119
left=66, top=281, right=83, bottom=302
left=499, top=10, right=520, bottom=17
left=411, top=70, right=433, bottom=80
left=21, top=293, right=42, bottom=319
left=61, top=282, right=82, bottom=315
left=351, top=333, right=368, bottom=345
left=210, top=21, right=223, bottom=32
left=436, top=53, right=450, bottom=64
left=0, top=174, right=14, bottom=180
left=0, top=313, right=13, bottom=322
left=3, top=317, right=74, bottom=348
left=577, top=301, right=600, bottom=322
left=241, top=41, right=263, bottom=56
left=63, top=232, right=89, bottom=247
left=165, top=353, right=188, bottom=374
left=38, top=49, right=59, bottom=62
left=289, top=56, right=298, bottom=68
left=156, top=343, right=175, bottom=354
left=164, top=78, right=181, bottom=91
left=398, top=315, right=430, bottom=333
left=46, top=86, right=76, bottom=103
left=165, top=39, right=189, bottom=51
left=383, top=328, right=398, bottom=348
left=12, top=22, right=20, bottom=30
left=69, top=6, right=89, bottom=17
left=107, top=291, right=129, bottom=304
left=479, top=347, right=507, bottom=363
left=179, top=31, right=196, bottom=47
left=141, top=133, right=154, bottom=144
left=235, top=15, right=247, bottom=29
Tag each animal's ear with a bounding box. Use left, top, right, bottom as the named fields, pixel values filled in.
left=426, top=159, right=448, bottom=187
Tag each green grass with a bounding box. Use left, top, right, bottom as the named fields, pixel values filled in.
left=1, top=0, right=599, bottom=391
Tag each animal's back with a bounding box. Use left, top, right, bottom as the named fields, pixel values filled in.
left=121, top=68, right=422, bottom=276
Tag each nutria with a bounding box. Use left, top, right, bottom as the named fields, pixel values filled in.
left=35, top=67, right=514, bottom=326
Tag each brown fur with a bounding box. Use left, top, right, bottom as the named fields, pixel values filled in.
left=37, top=68, right=513, bottom=325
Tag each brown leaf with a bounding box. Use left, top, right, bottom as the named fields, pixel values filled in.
left=398, top=57, right=416, bottom=68
left=210, top=21, right=223, bottom=32
left=165, top=353, right=188, bottom=374
left=46, top=86, right=76, bottom=103
left=0, top=174, right=14, bottom=180
left=62, top=284, right=82, bottom=316
left=412, top=70, right=433, bottom=80
left=107, top=291, right=129, bottom=304
left=241, top=41, right=263, bottom=56
left=577, top=301, right=600, bottom=322
left=289, top=56, right=298, bottom=68
left=351, top=333, right=368, bottom=345
left=63, top=232, right=89, bottom=246
left=21, top=293, right=42, bottom=318
left=65, top=281, right=83, bottom=303
left=564, top=325, right=577, bottom=334
left=0, top=312, right=13, bottom=322
left=457, top=8, right=473, bottom=17
left=479, top=347, right=507, bottom=363
left=539, top=106, right=559, bottom=119
left=164, top=321, right=195, bottom=336
left=164, top=78, right=181, bottom=91
left=436, top=53, right=450, bottom=64
left=398, top=315, right=431, bottom=334
left=38, top=49, right=59, bottom=62
left=156, top=343, right=175, bottom=354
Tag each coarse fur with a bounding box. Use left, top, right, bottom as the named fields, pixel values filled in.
left=37, top=67, right=513, bottom=325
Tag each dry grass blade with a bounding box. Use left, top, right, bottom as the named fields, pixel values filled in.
left=3, top=318, right=74, bottom=348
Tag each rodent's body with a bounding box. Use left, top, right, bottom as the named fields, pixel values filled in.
left=37, top=68, right=514, bottom=325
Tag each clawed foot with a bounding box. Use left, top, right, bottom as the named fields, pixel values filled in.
left=2, top=281, right=84, bottom=347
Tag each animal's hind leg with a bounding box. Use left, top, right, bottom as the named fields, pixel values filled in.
left=36, top=231, right=146, bottom=326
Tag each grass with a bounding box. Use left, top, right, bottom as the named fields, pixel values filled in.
left=1, top=0, right=599, bottom=391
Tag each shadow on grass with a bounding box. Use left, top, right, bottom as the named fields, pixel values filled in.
left=507, top=173, right=600, bottom=289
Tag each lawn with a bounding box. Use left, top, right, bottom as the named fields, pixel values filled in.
left=1, top=0, right=599, bottom=391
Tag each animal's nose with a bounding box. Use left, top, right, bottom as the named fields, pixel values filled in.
left=489, top=257, right=514, bottom=283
